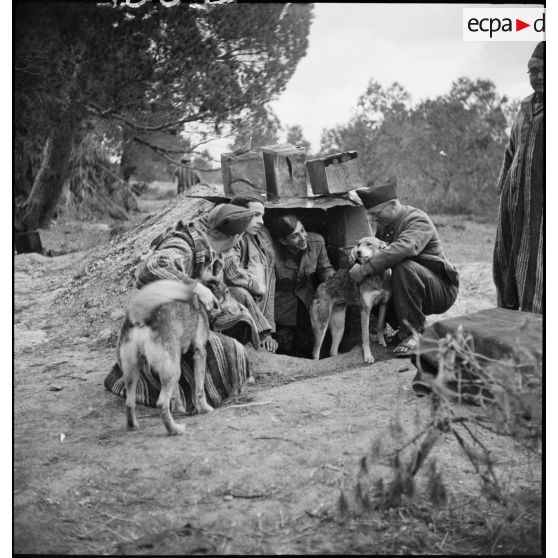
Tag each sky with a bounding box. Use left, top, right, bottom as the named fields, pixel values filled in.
left=203, top=2, right=543, bottom=157
left=267, top=3, right=542, bottom=153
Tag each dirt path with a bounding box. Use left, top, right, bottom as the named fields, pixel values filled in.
left=14, top=245, right=541, bottom=554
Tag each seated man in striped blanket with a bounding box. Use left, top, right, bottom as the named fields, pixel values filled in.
left=222, top=196, right=278, bottom=353
left=104, top=203, right=261, bottom=414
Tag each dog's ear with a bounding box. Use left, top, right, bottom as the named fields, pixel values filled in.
left=207, top=286, right=223, bottom=315
left=203, top=276, right=220, bottom=290
left=213, top=299, right=222, bottom=314
left=212, top=259, right=223, bottom=277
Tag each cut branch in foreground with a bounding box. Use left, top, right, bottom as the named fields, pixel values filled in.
left=339, top=326, right=541, bottom=516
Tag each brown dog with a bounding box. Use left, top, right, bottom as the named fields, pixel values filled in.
left=310, top=236, right=391, bottom=364
left=119, top=277, right=241, bottom=436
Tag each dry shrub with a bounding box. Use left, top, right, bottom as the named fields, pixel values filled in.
left=339, top=325, right=542, bottom=516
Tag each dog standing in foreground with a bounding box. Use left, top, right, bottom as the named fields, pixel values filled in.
left=310, top=236, right=391, bottom=364
left=119, top=277, right=240, bottom=436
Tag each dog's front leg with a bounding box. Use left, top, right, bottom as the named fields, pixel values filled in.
left=329, top=304, right=347, bottom=356
left=310, top=297, right=332, bottom=360
left=360, top=306, right=374, bottom=364
left=170, top=385, right=186, bottom=414
left=193, top=344, right=213, bottom=414
left=376, top=302, right=387, bottom=347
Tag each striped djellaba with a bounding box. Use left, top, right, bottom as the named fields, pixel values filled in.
left=104, top=330, right=249, bottom=413
left=104, top=222, right=259, bottom=411
left=493, top=93, right=544, bottom=314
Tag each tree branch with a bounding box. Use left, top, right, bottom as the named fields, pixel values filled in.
left=132, top=136, right=221, bottom=172
left=86, top=102, right=207, bottom=131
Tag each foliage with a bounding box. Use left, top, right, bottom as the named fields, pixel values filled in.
left=56, top=122, right=139, bottom=222
left=319, top=78, right=517, bottom=217
left=338, top=325, right=541, bottom=516
left=286, top=124, right=313, bottom=155
left=228, top=105, right=282, bottom=152
left=14, top=2, right=313, bottom=227
left=120, top=128, right=192, bottom=183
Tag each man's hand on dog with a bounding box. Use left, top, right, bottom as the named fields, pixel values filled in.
left=194, top=282, right=220, bottom=311
left=349, top=263, right=366, bottom=283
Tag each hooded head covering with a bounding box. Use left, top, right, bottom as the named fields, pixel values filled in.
left=531, top=42, right=545, bottom=60
left=355, top=176, right=398, bottom=209
left=206, top=203, right=254, bottom=236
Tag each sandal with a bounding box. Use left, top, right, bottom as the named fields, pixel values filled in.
left=393, top=335, right=419, bottom=358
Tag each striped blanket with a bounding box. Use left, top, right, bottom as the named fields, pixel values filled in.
left=104, top=331, right=249, bottom=412
left=104, top=220, right=258, bottom=411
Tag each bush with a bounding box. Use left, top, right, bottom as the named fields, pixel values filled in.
left=337, top=326, right=541, bottom=550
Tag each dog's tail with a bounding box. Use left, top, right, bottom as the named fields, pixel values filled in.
left=127, top=280, right=196, bottom=325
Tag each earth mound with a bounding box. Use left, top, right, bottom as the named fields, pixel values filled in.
left=52, top=185, right=219, bottom=343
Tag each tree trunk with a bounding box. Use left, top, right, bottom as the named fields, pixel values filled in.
left=120, top=128, right=137, bottom=184
left=15, top=113, right=77, bottom=232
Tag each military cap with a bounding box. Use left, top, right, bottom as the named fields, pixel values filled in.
left=356, top=176, right=398, bottom=209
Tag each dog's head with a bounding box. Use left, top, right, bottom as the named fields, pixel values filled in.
left=202, top=277, right=242, bottom=316
left=351, top=236, right=387, bottom=263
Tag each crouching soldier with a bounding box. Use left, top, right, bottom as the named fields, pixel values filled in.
left=349, top=177, right=459, bottom=357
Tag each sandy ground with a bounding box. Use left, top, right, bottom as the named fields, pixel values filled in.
left=13, top=192, right=542, bottom=555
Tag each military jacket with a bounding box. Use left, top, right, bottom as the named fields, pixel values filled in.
left=362, top=205, right=459, bottom=287
left=274, top=232, right=334, bottom=326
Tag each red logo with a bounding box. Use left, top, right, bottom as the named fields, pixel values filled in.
left=516, top=18, right=530, bottom=31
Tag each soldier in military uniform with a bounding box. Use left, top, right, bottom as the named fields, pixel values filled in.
left=349, top=177, right=459, bottom=357
left=268, top=214, right=335, bottom=357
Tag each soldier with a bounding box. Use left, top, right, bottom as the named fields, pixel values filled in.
left=174, top=155, right=201, bottom=195
left=269, top=214, right=335, bottom=357
left=349, top=177, right=459, bottom=357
